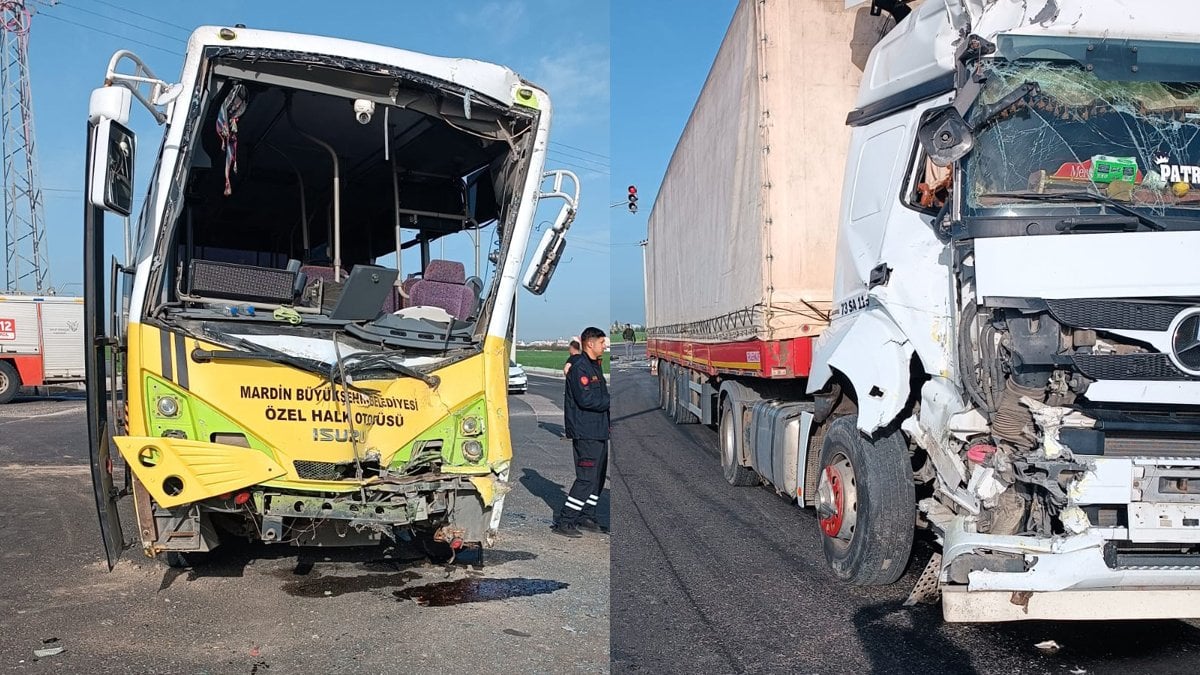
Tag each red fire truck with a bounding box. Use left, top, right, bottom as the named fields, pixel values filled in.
left=0, top=295, right=86, bottom=403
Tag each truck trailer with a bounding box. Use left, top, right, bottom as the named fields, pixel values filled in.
left=84, top=26, right=579, bottom=569
left=0, top=295, right=85, bottom=403
left=647, top=0, right=1200, bottom=621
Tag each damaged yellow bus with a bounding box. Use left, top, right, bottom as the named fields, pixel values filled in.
left=84, top=26, right=578, bottom=568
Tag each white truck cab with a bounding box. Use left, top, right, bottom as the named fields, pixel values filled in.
left=813, top=0, right=1200, bottom=620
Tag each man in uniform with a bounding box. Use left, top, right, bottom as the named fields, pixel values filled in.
left=553, top=327, right=610, bottom=537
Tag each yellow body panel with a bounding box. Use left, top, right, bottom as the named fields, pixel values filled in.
left=121, top=324, right=512, bottom=506
left=114, top=436, right=286, bottom=507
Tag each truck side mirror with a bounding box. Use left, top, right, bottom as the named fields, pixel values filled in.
left=917, top=105, right=973, bottom=167
left=88, top=118, right=136, bottom=217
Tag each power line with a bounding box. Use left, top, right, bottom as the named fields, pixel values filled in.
left=545, top=156, right=609, bottom=175
left=81, top=0, right=191, bottom=34
left=36, top=11, right=182, bottom=56
left=548, top=145, right=609, bottom=169
left=43, top=0, right=185, bottom=45
left=552, top=141, right=608, bottom=161
left=548, top=154, right=608, bottom=174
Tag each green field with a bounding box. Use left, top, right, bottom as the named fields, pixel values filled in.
left=516, top=349, right=610, bottom=374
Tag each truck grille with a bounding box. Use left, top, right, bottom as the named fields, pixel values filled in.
left=1104, top=436, right=1200, bottom=458
left=1046, top=299, right=1187, bottom=332
left=1073, top=353, right=1197, bottom=381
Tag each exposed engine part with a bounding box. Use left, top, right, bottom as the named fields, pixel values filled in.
left=979, top=490, right=1025, bottom=535
left=1003, top=312, right=1063, bottom=389
left=1012, top=458, right=1090, bottom=533
left=992, top=380, right=1044, bottom=449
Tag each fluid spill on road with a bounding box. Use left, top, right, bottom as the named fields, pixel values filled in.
left=394, top=578, right=568, bottom=606
left=281, top=570, right=421, bottom=598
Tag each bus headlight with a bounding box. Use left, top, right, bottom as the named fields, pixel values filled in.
left=460, top=415, right=482, bottom=436
left=156, top=396, right=180, bottom=417
left=462, top=440, right=484, bottom=462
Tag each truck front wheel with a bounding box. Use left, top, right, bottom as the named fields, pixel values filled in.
left=816, top=415, right=914, bottom=585
left=0, top=360, right=19, bottom=404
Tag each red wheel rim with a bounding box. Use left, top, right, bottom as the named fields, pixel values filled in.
left=819, top=465, right=844, bottom=537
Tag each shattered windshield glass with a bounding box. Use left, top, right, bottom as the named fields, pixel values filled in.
left=964, top=56, right=1200, bottom=218
left=150, top=53, right=536, bottom=366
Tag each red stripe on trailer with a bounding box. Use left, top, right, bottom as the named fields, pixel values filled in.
left=647, top=336, right=815, bottom=379
left=9, top=354, right=44, bottom=386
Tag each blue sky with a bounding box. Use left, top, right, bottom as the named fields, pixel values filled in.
left=610, top=0, right=736, bottom=326
left=22, top=0, right=608, bottom=341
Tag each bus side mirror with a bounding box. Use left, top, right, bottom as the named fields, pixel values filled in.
left=522, top=227, right=566, bottom=296
left=88, top=118, right=136, bottom=217
left=521, top=203, right=574, bottom=295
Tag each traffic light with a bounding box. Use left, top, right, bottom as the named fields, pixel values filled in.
left=627, top=185, right=638, bottom=213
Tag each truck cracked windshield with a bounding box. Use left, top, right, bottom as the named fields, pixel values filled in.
left=82, top=26, right=578, bottom=570
left=965, top=45, right=1200, bottom=233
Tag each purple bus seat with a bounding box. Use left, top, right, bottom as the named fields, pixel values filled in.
left=409, top=260, right=474, bottom=320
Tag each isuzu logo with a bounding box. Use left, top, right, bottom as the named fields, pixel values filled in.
left=1169, top=308, right=1200, bottom=376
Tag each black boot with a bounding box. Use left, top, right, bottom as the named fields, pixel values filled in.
left=577, top=516, right=606, bottom=533
left=551, top=521, right=582, bottom=538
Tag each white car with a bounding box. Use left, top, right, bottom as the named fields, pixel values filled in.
left=507, top=361, right=527, bottom=394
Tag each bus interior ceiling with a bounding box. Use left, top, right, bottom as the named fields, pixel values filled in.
left=173, top=56, right=532, bottom=284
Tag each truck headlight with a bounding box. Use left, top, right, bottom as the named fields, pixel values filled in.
left=462, top=440, right=484, bottom=462
left=156, top=396, right=180, bottom=417
left=460, top=415, right=482, bottom=436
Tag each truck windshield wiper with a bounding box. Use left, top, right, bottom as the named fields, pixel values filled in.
left=979, top=191, right=1167, bottom=232
left=973, top=81, right=1040, bottom=133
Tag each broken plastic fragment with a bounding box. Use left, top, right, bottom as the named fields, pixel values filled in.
left=1034, top=639, right=1061, bottom=653
left=33, top=647, right=65, bottom=658
left=967, top=465, right=1007, bottom=504
left=1059, top=506, right=1090, bottom=535
left=1020, top=397, right=1095, bottom=459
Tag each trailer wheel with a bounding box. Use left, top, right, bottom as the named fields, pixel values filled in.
left=719, top=396, right=757, bottom=486
left=0, top=360, right=19, bottom=404
left=658, top=363, right=669, bottom=410
left=816, top=415, right=914, bottom=586
left=664, top=365, right=678, bottom=419
left=673, top=368, right=699, bottom=424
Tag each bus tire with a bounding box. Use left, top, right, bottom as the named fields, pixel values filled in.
left=719, top=395, right=757, bottom=486
left=0, top=360, right=19, bottom=404
left=816, top=415, right=914, bottom=586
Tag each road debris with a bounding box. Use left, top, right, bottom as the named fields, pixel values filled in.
left=33, top=646, right=65, bottom=658
left=1034, top=639, right=1062, bottom=653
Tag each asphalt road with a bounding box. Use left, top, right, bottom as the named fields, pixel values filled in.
left=609, top=365, right=1200, bottom=675
left=0, top=379, right=607, bottom=674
